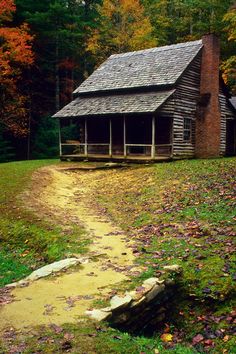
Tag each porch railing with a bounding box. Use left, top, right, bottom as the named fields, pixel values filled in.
left=125, top=144, right=152, bottom=156
left=155, top=144, right=172, bottom=156
left=61, top=143, right=110, bottom=156
left=60, top=142, right=172, bottom=158
left=61, top=143, right=85, bottom=155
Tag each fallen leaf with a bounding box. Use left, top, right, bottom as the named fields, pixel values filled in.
left=223, top=335, right=229, bottom=342
left=161, top=333, right=173, bottom=342
left=204, top=339, right=214, bottom=347
left=192, top=334, right=204, bottom=345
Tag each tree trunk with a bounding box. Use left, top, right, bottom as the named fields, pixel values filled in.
left=55, top=35, right=60, bottom=112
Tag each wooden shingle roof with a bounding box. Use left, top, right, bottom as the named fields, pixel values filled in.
left=54, top=39, right=203, bottom=118
left=75, top=40, right=202, bottom=95
left=53, top=90, right=175, bottom=117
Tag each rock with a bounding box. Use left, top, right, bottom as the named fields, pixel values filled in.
left=84, top=268, right=181, bottom=331
left=112, top=312, right=130, bottom=324
left=126, top=290, right=144, bottom=301
left=163, top=265, right=182, bottom=273
left=143, top=277, right=163, bottom=287
left=101, top=307, right=112, bottom=312
left=149, top=312, right=166, bottom=325
left=5, top=282, right=18, bottom=288
left=6, top=258, right=81, bottom=287
left=110, top=294, right=132, bottom=310
left=26, top=258, right=81, bottom=281
left=6, top=280, right=29, bottom=288
left=146, top=284, right=165, bottom=302
left=130, top=296, right=146, bottom=308
left=85, top=309, right=112, bottom=321
left=164, top=279, right=175, bottom=286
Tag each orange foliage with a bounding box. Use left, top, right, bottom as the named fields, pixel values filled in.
left=0, top=0, right=15, bottom=21
left=0, top=0, right=34, bottom=136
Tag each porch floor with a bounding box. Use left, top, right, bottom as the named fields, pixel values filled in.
left=60, top=154, right=172, bottom=163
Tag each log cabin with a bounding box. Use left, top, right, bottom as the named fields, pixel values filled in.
left=53, top=34, right=236, bottom=162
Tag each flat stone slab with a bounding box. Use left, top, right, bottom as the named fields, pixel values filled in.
left=6, top=258, right=81, bottom=287
left=143, top=277, right=163, bottom=287
left=85, top=309, right=112, bottom=321
left=146, top=284, right=165, bottom=302
left=110, top=294, right=132, bottom=310
left=163, top=265, right=182, bottom=273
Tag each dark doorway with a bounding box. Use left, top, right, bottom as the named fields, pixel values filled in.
left=155, top=117, right=172, bottom=144
left=155, top=116, right=172, bottom=156
left=87, top=118, right=109, bottom=155
left=226, top=120, right=236, bottom=156
left=87, top=118, right=109, bottom=143
left=126, top=116, right=152, bottom=144
left=112, top=117, right=124, bottom=155
left=126, top=116, right=152, bottom=155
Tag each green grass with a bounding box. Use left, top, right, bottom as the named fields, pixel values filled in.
left=0, top=160, right=89, bottom=287
left=0, top=321, right=199, bottom=354
left=92, top=158, right=236, bottom=299
left=84, top=157, right=236, bottom=352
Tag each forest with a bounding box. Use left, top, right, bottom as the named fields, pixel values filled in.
left=0, top=0, right=236, bottom=162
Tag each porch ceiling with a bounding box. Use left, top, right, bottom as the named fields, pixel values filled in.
left=53, top=90, right=175, bottom=118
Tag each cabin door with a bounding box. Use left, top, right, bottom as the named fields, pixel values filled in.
left=112, top=118, right=124, bottom=155
left=226, top=120, right=236, bottom=156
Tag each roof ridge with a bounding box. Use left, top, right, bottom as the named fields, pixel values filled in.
left=109, top=40, right=202, bottom=59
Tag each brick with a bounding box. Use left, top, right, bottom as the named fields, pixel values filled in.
left=195, top=34, right=221, bottom=157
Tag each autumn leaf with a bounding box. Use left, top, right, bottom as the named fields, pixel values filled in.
left=160, top=333, right=173, bottom=342
left=192, top=334, right=204, bottom=345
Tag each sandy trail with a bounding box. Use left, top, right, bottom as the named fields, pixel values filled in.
left=0, top=166, right=138, bottom=330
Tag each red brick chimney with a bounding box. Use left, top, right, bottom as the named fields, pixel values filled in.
left=195, top=34, right=221, bottom=158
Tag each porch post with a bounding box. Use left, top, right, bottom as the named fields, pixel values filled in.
left=84, top=117, right=88, bottom=156
left=151, top=116, right=155, bottom=158
left=109, top=118, right=112, bottom=157
left=58, top=119, right=62, bottom=156
left=124, top=115, right=127, bottom=158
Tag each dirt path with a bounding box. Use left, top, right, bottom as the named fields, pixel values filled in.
left=0, top=166, right=139, bottom=330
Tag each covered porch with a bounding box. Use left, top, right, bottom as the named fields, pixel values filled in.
left=59, top=115, right=173, bottom=162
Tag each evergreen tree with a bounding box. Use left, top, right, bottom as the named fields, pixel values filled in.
left=31, top=116, right=59, bottom=159
left=0, top=125, right=15, bottom=162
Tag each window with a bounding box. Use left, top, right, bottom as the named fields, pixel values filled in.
left=183, top=118, right=192, bottom=142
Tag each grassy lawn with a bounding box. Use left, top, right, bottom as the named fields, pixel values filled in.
left=0, top=321, right=199, bottom=354
left=0, top=160, right=89, bottom=287
left=0, top=158, right=235, bottom=353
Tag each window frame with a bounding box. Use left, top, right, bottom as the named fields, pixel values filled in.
left=183, top=118, right=192, bottom=143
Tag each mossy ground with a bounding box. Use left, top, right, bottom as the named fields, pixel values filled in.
left=72, top=157, right=236, bottom=352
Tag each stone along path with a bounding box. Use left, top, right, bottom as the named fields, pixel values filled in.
left=0, top=166, right=139, bottom=330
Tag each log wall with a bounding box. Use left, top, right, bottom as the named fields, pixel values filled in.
left=160, top=54, right=201, bottom=158
left=219, top=88, right=235, bottom=155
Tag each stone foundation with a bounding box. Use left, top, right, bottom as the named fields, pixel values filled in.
left=86, top=265, right=182, bottom=333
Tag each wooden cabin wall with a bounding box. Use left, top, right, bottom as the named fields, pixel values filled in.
left=219, top=89, right=227, bottom=155
left=219, top=87, right=236, bottom=155
left=160, top=54, right=201, bottom=158
left=173, top=54, right=201, bottom=157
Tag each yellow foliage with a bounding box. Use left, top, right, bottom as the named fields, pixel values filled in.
left=223, top=6, right=236, bottom=42
left=160, top=333, right=173, bottom=342
left=86, top=0, right=156, bottom=63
